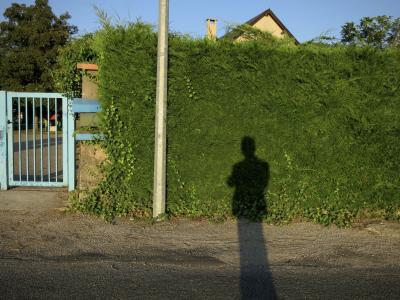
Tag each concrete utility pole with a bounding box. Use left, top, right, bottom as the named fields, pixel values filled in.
left=153, top=0, right=169, bottom=218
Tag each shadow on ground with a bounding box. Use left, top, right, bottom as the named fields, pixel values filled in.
left=228, top=136, right=277, bottom=299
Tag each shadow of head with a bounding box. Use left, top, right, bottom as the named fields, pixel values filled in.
left=228, top=136, right=269, bottom=221
left=241, top=136, right=256, bottom=159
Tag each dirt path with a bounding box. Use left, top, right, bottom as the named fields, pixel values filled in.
left=1, top=210, right=399, bottom=267
left=0, top=203, right=399, bottom=299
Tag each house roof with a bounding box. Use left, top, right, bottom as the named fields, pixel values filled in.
left=223, top=8, right=300, bottom=45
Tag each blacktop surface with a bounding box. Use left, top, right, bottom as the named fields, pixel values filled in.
left=0, top=188, right=399, bottom=299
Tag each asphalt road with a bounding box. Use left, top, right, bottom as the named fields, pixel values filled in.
left=0, top=198, right=399, bottom=299
left=1, top=258, right=399, bottom=299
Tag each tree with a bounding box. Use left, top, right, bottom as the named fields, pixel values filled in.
left=341, top=15, right=400, bottom=49
left=0, top=0, right=77, bottom=91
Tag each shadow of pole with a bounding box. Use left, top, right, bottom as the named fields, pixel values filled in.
left=227, top=136, right=277, bottom=299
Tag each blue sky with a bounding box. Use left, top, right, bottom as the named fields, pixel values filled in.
left=1, top=0, right=399, bottom=42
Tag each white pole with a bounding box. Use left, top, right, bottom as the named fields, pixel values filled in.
left=153, top=0, right=169, bottom=218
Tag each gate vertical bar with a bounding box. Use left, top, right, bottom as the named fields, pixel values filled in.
left=7, top=94, right=13, bottom=185
left=32, top=98, right=36, bottom=181
left=40, top=98, right=43, bottom=181
left=62, top=97, right=68, bottom=186
left=0, top=91, right=8, bottom=190
left=67, top=99, right=75, bottom=191
left=25, top=98, right=29, bottom=181
left=18, top=98, right=21, bottom=181
left=55, top=98, right=58, bottom=182
left=47, top=98, right=50, bottom=181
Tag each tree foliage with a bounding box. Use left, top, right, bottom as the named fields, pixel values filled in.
left=53, top=33, right=97, bottom=98
left=341, top=15, right=400, bottom=48
left=0, top=0, right=77, bottom=91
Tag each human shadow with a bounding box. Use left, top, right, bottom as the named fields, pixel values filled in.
left=227, top=136, right=277, bottom=299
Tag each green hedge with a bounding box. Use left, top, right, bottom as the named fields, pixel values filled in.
left=75, top=23, right=400, bottom=225
left=53, top=34, right=98, bottom=98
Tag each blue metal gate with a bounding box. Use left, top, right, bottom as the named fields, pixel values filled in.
left=0, top=91, right=69, bottom=188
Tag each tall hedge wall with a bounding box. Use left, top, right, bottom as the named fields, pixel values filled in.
left=82, top=23, right=400, bottom=225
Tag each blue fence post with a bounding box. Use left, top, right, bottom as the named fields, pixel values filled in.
left=67, top=98, right=103, bottom=191
left=0, top=91, right=8, bottom=190
left=67, top=99, right=75, bottom=191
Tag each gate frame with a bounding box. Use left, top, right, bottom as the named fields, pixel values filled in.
left=0, top=92, right=102, bottom=191
left=0, top=91, right=71, bottom=189
left=0, top=91, right=8, bottom=190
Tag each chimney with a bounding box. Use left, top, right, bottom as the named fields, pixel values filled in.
left=206, top=18, right=217, bottom=40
